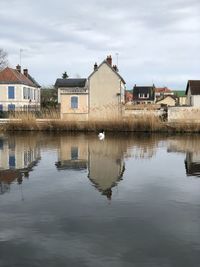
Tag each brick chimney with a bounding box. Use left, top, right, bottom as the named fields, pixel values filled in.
left=23, top=69, right=28, bottom=77
left=106, top=55, right=112, bottom=66
left=94, top=62, right=98, bottom=71
left=16, top=64, right=21, bottom=73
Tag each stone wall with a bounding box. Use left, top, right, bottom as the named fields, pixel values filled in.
left=168, top=107, right=200, bottom=122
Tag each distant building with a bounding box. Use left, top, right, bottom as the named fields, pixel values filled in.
left=154, top=87, right=174, bottom=100
left=133, top=84, right=155, bottom=104
left=173, top=90, right=186, bottom=106
left=125, top=90, right=133, bottom=103
left=185, top=80, right=200, bottom=107
left=156, top=95, right=176, bottom=106
left=0, top=65, right=40, bottom=111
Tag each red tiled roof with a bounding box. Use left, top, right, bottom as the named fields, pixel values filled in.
left=154, top=87, right=172, bottom=93
left=0, top=67, right=37, bottom=88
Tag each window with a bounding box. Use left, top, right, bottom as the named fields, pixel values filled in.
left=0, top=139, right=3, bottom=150
left=8, top=104, right=15, bottom=111
left=71, top=146, right=78, bottom=160
left=23, top=87, right=28, bottom=99
left=0, top=104, right=3, bottom=111
left=8, top=86, right=15, bottom=99
left=71, top=96, right=78, bottom=109
left=9, top=155, right=15, bottom=168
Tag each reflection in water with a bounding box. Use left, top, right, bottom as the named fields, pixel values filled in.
left=0, top=134, right=41, bottom=194
left=1, top=133, right=200, bottom=266
left=55, top=134, right=159, bottom=199
left=167, top=135, right=200, bottom=178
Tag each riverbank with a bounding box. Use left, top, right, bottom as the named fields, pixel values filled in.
left=1, top=116, right=200, bottom=133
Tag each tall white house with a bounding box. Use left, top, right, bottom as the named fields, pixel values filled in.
left=0, top=65, right=40, bottom=111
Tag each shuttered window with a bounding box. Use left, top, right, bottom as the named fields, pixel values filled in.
left=71, top=96, right=78, bottom=109
left=8, top=86, right=15, bottom=99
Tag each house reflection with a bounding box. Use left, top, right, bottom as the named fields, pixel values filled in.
left=55, top=134, right=88, bottom=170
left=0, top=134, right=41, bottom=194
left=185, top=152, right=200, bottom=177
left=55, top=134, right=128, bottom=199
left=167, top=136, right=200, bottom=178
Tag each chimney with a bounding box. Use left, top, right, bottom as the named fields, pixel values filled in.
left=113, top=65, right=118, bottom=72
left=106, top=55, right=112, bottom=66
left=94, top=62, right=98, bottom=71
left=23, top=69, right=28, bottom=77
left=16, top=64, right=21, bottom=73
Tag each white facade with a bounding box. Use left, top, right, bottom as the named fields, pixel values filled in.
left=0, top=84, right=40, bottom=111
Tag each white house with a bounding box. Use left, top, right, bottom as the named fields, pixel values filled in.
left=0, top=65, right=40, bottom=111
left=185, top=80, right=200, bottom=107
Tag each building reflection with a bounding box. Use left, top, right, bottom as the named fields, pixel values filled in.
left=0, top=134, right=41, bottom=194
left=167, top=136, right=200, bottom=178
left=55, top=134, right=159, bottom=199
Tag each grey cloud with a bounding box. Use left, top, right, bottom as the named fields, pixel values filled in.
left=0, top=0, right=200, bottom=88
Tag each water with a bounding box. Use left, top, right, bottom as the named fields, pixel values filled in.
left=0, top=132, right=200, bottom=267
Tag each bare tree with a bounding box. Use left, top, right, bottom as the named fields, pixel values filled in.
left=0, top=48, right=8, bottom=70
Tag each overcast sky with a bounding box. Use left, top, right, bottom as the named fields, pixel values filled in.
left=0, top=0, right=200, bottom=89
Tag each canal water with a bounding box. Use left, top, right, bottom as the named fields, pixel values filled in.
left=0, top=132, right=200, bottom=267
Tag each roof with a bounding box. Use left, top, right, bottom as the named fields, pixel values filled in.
left=155, top=87, right=172, bottom=93
left=88, top=60, right=126, bottom=84
left=0, top=67, right=39, bottom=88
left=173, top=90, right=186, bottom=97
left=186, top=80, right=200, bottom=95
left=55, top=78, right=87, bottom=88
left=156, top=94, right=177, bottom=103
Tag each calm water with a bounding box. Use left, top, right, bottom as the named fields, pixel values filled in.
left=0, top=132, right=200, bottom=267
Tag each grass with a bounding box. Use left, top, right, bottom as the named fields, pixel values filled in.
left=1, top=108, right=200, bottom=133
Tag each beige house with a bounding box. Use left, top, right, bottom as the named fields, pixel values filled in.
left=0, top=65, right=40, bottom=111
left=185, top=80, right=200, bottom=107
left=55, top=78, right=88, bottom=120
left=156, top=95, right=176, bottom=106
left=56, top=55, right=126, bottom=120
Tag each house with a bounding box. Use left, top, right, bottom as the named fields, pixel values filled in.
left=0, top=65, right=40, bottom=111
left=156, top=95, right=176, bottom=106
left=88, top=55, right=126, bottom=119
left=55, top=78, right=88, bottom=120
left=56, top=55, right=126, bottom=120
left=185, top=80, right=200, bottom=106
left=154, top=87, right=174, bottom=100
left=173, top=90, right=186, bottom=106
left=125, top=90, right=133, bottom=103
left=133, top=84, right=155, bottom=104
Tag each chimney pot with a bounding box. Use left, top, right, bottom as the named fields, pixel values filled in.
left=23, top=69, right=28, bottom=77
left=106, top=55, right=112, bottom=66
left=94, top=62, right=98, bottom=71
left=16, top=64, right=21, bottom=73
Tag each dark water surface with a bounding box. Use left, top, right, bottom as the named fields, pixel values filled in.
left=0, top=132, right=200, bottom=267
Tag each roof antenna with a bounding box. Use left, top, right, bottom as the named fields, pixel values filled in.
left=19, top=49, right=23, bottom=66
left=115, top=52, right=119, bottom=68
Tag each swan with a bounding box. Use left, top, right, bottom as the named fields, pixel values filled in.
left=98, top=129, right=105, bottom=140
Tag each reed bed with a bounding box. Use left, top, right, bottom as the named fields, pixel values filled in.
left=1, top=109, right=200, bottom=133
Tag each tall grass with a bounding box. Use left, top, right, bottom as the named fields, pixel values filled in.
left=2, top=107, right=200, bottom=133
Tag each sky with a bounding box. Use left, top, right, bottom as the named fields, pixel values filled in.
left=0, top=0, right=200, bottom=89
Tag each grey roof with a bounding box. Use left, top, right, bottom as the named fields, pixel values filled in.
left=55, top=78, right=87, bottom=88
left=88, top=60, right=126, bottom=84
left=185, top=80, right=200, bottom=95
left=28, top=74, right=41, bottom=88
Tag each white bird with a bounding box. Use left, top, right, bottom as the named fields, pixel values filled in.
left=98, top=129, right=105, bottom=140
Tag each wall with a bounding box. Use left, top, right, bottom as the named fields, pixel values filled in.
left=60, top=93, right=88, bottom=120
left=168, top=107, right=200, bottom=122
